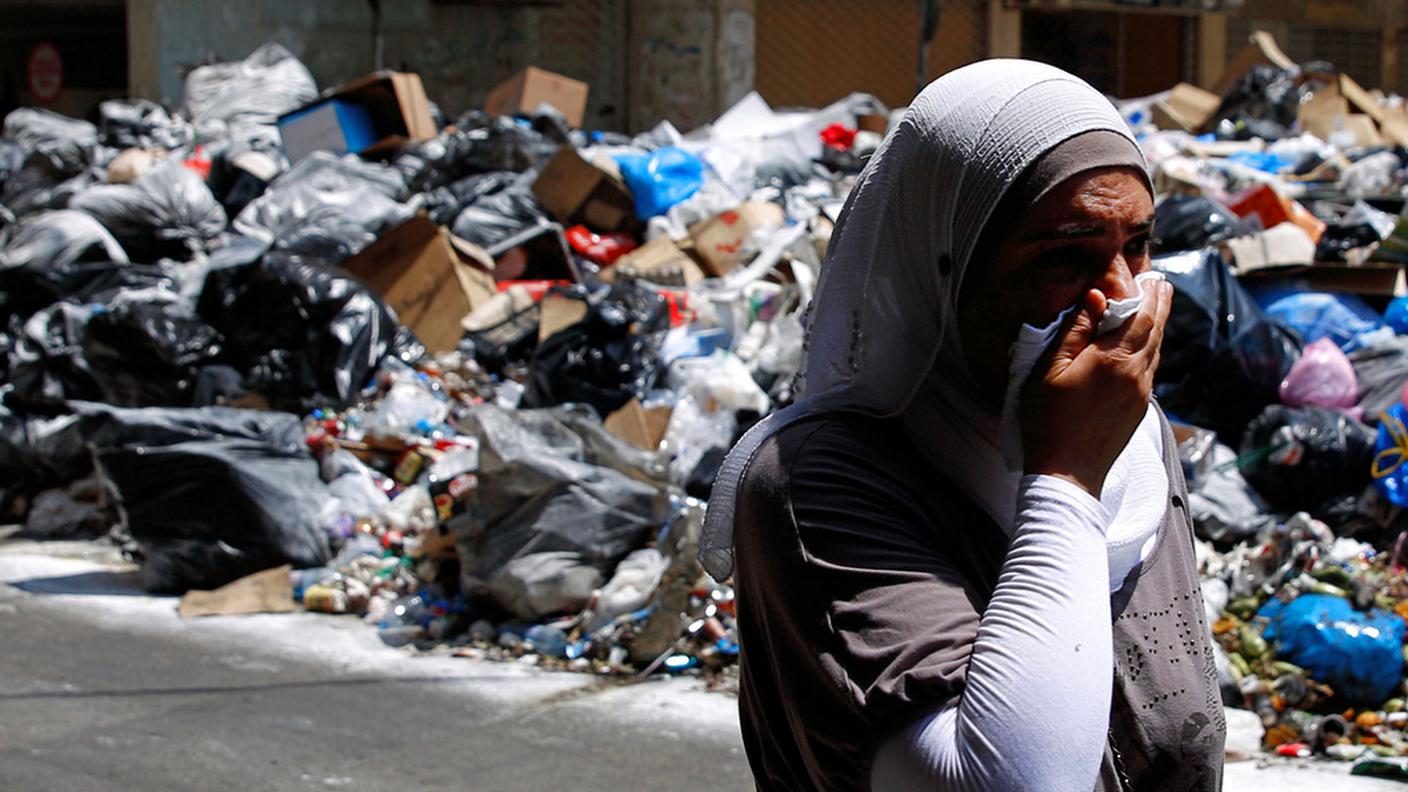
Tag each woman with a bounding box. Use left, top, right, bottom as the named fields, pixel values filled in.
left=699, top=61, right=1226, bottom=791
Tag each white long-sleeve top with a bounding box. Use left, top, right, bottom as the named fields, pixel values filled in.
left=871, top=474, right=1115, bottom=792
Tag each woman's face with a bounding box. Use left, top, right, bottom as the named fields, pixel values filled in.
left=956, top=167, right=1156, bottom=403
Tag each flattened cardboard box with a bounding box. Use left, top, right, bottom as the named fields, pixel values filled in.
left=341, top=216, right=496, bottom=354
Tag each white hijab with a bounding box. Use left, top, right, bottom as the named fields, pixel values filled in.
left=700, top=60, right=1162, bottom=583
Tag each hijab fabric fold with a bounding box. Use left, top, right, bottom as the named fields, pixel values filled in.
left=699, top=60, right=1149, bottom=581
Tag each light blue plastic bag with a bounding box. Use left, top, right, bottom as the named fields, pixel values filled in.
left=614, top=146, right=703, bottom=219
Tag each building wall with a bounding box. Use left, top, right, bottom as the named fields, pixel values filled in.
left=753, top=0, right=986, bottom=112
left=1226, top=0, right=1406, bottom=92
left=126, top=0, right=660, bottom=131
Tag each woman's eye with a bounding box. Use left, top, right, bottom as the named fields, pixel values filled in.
left=1124, top=234, right=1153, bottom=258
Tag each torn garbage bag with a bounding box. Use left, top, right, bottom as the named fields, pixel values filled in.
left=97, top=100, right=192, bottom=150
left=198, top=250, right=419, bottom=411
left=453, top=403, right=669, bottom=595
left=1152, top=249, right=1301, bottom=441
left=97, top=430, right=333, bottom=593
left=69, top=159, right=228, bottom=261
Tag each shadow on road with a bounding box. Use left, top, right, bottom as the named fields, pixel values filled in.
left=0, top=674, right=611, bottom=702
left=9, top=569, right=151, bottom=597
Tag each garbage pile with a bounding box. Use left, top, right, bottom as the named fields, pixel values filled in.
left=0, top=43, right=871, bottom=683
left=9, top=32, right=1408, bottom=761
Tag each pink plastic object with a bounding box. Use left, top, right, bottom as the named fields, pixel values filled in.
left=1279, top=338, right=1360, bottom=413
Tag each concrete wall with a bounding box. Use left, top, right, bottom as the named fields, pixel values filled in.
left=127, top=0, right=754, bottom=133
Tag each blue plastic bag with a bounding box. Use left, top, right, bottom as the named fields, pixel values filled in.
left=1257, top=593, right=1405, bottom=704
left=1254, top=286, right=1388, bottom=353
left=614, top=146, right=703, bottom=219
left=1385, top=296, right=1408, bottom=335
left=1373, top=403, right=1408, bottom=507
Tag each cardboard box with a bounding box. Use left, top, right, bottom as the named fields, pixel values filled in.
left=484, top=66, right=589, bottom=128
left=279, top=71, right=436, bottom=161
left=602, top=235, right=708, bottom=286
left=531, top=146, right=636, bottom=232
left=279, top=99, right=377, bottom=162
left=604, top=398, right=672, bottom=451
left=1237, top=261, right=1406, bottom=297
left=1221, top=223, right=1317, bottom=274
left=340, top=216, right=497, bottom=354
left=688, top=202, right=786, bottom=277
left=1151, top=83, right=1221, bottom=134
left=1227, top=184, right=1326, bottom=245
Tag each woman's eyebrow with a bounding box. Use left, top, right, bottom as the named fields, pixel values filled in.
left=1020, top=215, right=1156, bottom=243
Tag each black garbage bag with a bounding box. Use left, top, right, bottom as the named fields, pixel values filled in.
left=1153, top=194, right=1251, bottom=254
left=3, top=108, right=99, bottom=175
left=1316, top=223, right=1384, bottom=262
left=521, top=283, right=669, bottom=418
left=0, top=260, right=169, bottom=328
left=1153, top=249, right=1302, bottom=440
left=1239, top=404, right=1376, bottom=513
left=92, top=408, right=332, bottom=593
left=231, top=151, right=411, bottom=263
left=197, top=250, right=419, bottom=411
left=421, top=171, right=517, bottom=226
left=1209, top=65, right=1304, bottom=134
left=0, top=209, right=129, bottom=269
left=396, top=113, right=560, bottom=194
left=82, top=301, right=225, bottom=407
left=459, top=301, right=541, bottom=375
left=1351, top=336, right=1408, bottom=424
left=453, top=402, right=669, bottom=595
left=181, top=42, right=317, bottom=129
left=0, top=141, right=24, bottom=192
left=96, top=99, right=192, bottom=150
left=449, top=179, right=551, bottom=252
left=70, top=159, right=228, bottom=262
left=1, top=158, right=101, bottom=221
left=5, top=302, right=104, bottom=403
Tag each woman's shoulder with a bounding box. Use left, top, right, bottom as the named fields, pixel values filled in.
left=743, top=411, right=922, bottom=495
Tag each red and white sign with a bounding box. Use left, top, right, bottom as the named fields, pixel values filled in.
left=27, top=42, right=64, bottom=106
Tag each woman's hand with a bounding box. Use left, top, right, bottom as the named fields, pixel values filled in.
left=1020, top=279, right=1172, bottom=498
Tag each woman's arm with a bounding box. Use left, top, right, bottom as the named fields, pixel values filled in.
left=870, top=474, right=1112, bottom=791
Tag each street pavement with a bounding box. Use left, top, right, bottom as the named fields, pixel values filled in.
left=0, top=536, right=1401, bottom=791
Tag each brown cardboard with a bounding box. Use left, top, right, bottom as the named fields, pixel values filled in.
left=1221, top=224, right=1317, bottom=274
left=484, top=66, right=589, bottom=128
left=281, top=71, right=436, bottom=159
left=1237, top=262, right=1407, bottom=297
left=537, top=293, right=590, bottom=342
left=688, top=202, right=786, bottom=277
left=604, top=398, right=672, bottom=451
left=602, top=235, right=708, bottom=285
left=531, top=146, right=635, bottom=232
left=340, top=216, right=497, bottom=354
left=1214, top=31, right=1296, bottom=96
left=178, top=565, right=295, bottom=618
left=1151, top=83, right=1221, bottom=133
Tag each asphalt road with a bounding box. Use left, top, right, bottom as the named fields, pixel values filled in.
left=1, top=538, right=1401, bottom=792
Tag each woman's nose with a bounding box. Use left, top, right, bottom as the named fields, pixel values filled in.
left=1096, top=257, right=1137, bottom=301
